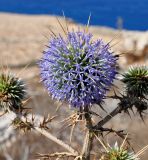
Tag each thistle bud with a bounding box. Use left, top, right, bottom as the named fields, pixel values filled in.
left=122, top=66, right=148, bottom=98
left=0, top=73, right=26, bottom=112
left=101, top=142, right=139, bottom=160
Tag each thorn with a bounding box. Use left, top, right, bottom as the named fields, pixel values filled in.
left=56, top=17, right=67, bottom=35
left=98, top=103, right=108, bottom=113
left=85, top=13, right=91, bottom=33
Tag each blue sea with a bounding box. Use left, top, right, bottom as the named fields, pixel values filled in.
left=0, top=0, right=148, bottom=31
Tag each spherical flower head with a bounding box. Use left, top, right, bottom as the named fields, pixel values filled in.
left=122, top=66, right=148, bottom=98
left=0, top=73, right=26, bottom=112
left=39, top=31, right=118, bottom=108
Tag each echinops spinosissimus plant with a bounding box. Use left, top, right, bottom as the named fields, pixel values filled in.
left=0, top=17, right=148, bottom=160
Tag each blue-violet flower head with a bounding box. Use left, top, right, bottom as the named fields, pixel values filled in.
left=39, top=31, right=118, bottom=108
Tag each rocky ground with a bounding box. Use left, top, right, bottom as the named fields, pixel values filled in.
left=0, top=13, right=148, bottom=160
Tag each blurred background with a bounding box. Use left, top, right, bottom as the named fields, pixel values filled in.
left=0, top=0, right=148, bottom=30
left=0, top=0, right=148, bottom=159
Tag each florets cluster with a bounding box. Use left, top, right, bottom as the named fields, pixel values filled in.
left=40, top=31, right=118, bottom=108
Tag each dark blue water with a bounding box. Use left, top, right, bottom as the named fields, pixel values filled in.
left=0, top=0, right=148, bottom=31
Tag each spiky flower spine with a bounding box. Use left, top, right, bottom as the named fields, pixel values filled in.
left=122, top=66, right=148, bottom=98
left=0, top=73, right=26, bottom=112
left=39, top=31, right=118, bottom=108
left=101, top=142, right=139, bottom=160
